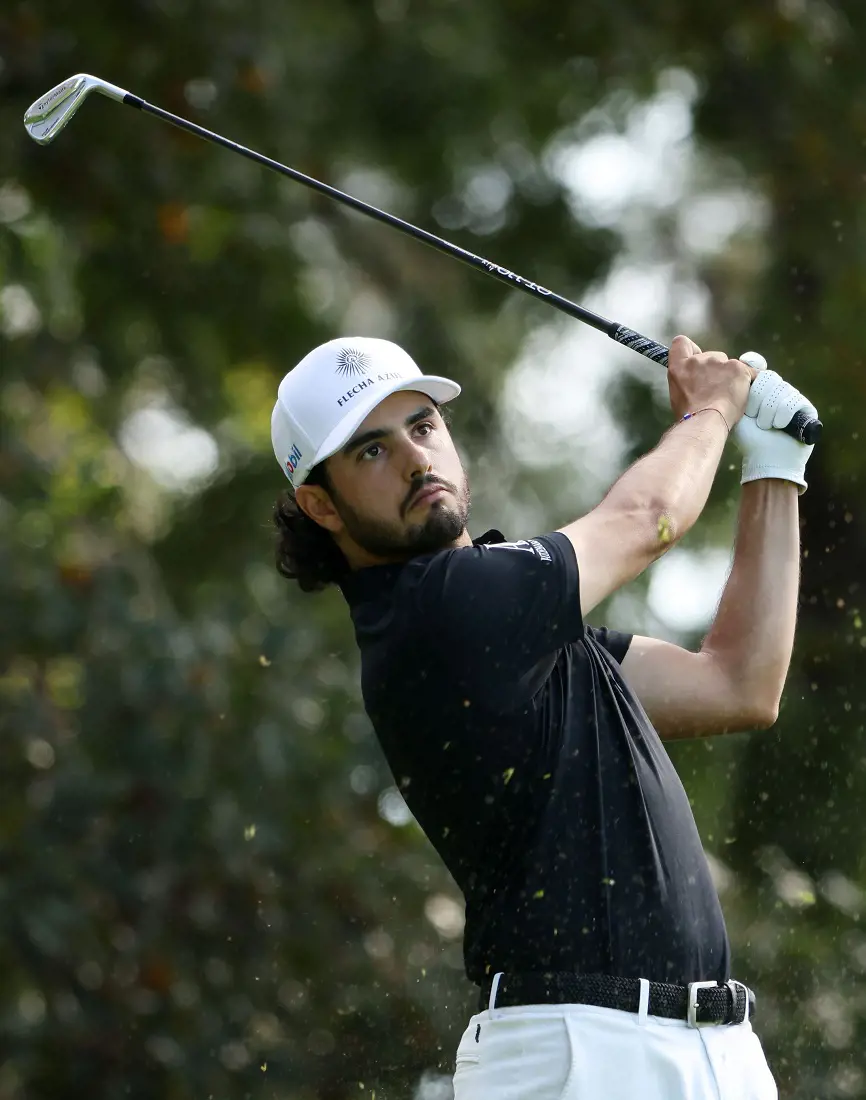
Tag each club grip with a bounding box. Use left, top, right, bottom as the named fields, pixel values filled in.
left=610, top=327, right=671, bottom=366
left=786, top=407, right=822, bottom=445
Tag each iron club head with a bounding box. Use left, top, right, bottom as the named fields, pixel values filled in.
left=24, top=74, right=129, bottom=145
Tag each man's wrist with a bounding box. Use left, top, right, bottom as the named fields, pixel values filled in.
left=741, top=461, right=808, bottom=494
left=740, top=476, right=800, bottom=495
left=679, top=406, right=732, bottom=433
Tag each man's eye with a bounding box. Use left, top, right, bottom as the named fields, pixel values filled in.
left=361, top=443, right=383, bottom=460
left=415, top=422, right=434, bottom=436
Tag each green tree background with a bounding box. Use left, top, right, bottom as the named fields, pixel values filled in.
left=1, top=2, right=865, bottom=1097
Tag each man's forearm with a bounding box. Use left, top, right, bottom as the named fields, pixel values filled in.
left=605, top=409, right=730, bottom=548
left=701, top=479, right=800, bottom=719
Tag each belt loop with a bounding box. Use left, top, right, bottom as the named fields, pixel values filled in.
left=488, top=972, right=504, bottom=1017
left=637, top=978, right=650, bottom=1025
left=726, top=980, right=748, bottom=1025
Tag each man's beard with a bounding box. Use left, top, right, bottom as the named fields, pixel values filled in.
left=332, top=473, right=471, bottom=559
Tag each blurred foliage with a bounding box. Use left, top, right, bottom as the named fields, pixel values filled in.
left=1, top=1, right=865, bottom=1097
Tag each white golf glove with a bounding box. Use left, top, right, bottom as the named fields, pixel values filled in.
left=732, top=361, right=818, bottom=494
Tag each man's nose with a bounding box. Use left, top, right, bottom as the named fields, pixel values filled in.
left=401, top=436, right=432, bottom=480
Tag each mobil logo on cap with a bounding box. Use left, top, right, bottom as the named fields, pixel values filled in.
left=285, top=443, right=303, bottom=477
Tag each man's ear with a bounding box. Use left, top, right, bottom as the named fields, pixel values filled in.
left=295, top=484, right=343, bottom=534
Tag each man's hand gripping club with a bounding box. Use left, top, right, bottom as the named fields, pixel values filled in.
left=559, top=335, right=818, bottom=618
left=667, top=335, right=818, bottom=494
left=666, top=335, right=753, bottom=435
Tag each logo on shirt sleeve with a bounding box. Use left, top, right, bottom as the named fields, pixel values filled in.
left=487, top=539, right=552, bottom=562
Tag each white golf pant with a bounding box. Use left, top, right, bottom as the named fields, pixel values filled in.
left=452, top=1001, right=778, bottom=1100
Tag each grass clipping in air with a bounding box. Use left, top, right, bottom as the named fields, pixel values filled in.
left=657, top=514, right=674, bottom=546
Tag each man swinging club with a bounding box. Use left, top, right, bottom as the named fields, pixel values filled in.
left=271, top=332, right=817, bottom=1099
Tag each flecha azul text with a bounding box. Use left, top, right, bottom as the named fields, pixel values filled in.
left=337, top=373, right=404, bottom=408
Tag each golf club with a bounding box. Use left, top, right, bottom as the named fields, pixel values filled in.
left=24, top=73, right=822, bottom=445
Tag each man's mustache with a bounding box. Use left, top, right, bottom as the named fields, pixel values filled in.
left=402, top=476, right=456, bottom=516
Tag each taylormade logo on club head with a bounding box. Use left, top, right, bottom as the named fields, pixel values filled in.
left=32, top=77, right=83, bottom=116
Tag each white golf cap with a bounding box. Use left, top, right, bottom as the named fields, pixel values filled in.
left=271, top=336, right=461, bottom=486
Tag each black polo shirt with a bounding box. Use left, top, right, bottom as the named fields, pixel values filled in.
left=339, top=530, right=730, bottom=987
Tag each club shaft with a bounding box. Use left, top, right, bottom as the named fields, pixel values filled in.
left=122, top=93, right=819, bottom=445
left=126, top=97, right=635, bottom=340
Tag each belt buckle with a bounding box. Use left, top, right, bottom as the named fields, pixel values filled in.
left=687, top=981, right=719, bottom=1028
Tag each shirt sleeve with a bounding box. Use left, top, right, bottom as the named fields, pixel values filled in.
left=406, top=531, right=583, bottom=701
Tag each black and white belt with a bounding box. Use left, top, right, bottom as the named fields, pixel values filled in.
left=476, top=972, right=756, bottom=1028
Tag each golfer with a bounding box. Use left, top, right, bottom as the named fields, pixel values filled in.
left=271, top=333, right=816, bottom=1099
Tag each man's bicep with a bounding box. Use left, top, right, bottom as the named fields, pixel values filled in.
left=559, top=501, right=667, bottom=617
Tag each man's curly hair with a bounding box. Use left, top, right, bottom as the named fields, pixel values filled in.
left=273, top=463, right=349, bottom=592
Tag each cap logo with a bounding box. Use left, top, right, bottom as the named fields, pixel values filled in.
left=336, top=347, right=371, bottom=379
left=284, top=443, right=303, bottom=478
